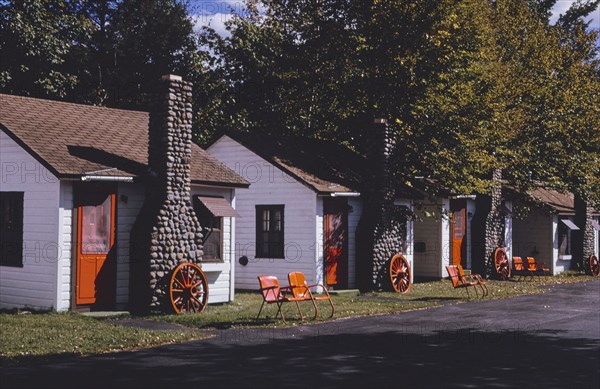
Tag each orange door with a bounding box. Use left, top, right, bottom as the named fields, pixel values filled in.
left=324, top=198, right=348, bottom=288
left=76, top=186, right=116, bottom=306
left=450, top=200, right=467, bottom=266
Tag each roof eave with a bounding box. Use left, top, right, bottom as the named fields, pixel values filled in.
left=0, top=123, right=61, bottom=180
left=191, top=180, right=250, bottom=189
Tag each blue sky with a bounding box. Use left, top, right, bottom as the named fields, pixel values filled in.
left=189, top=0, right=599, bottom=37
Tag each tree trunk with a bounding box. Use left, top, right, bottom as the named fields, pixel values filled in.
left=573, top=194, right=594, bottom=272
left=484, top=168, right=503, bottom=279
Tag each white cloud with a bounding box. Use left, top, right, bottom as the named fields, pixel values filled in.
left=192, top=12, right=234, bottom=37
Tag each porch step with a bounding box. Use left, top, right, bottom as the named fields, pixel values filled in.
left=81, top=311, right=130, bottom=319
left=328, top=289, right=360, bottom=296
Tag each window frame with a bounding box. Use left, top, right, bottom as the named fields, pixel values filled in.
left=255, top=205, right=285, bottom=259
left=557, top=217, right=573, bottom=258
left=192, top=198, right=225, bottom=263
left=0, top=192, right=24, bottom=268
left=201, top=216, right=224, bottom=263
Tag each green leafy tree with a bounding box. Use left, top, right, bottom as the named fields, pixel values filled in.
left=0, top=0, right=202, bottom=108
left=200, top=0, right=599, bottom=276
left=107, top=0, right=201, bottom=109
left=0, top=0, right=93, bottom=98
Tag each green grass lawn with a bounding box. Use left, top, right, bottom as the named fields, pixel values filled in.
left=0, top=312, right=201, bottom=363
left=150, top=271, right=597, bottom=330
left=1, top=272, right=595, bottom=362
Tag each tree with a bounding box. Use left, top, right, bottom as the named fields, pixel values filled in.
left=0, top=0, right=93, bottom=98
left=0, top=0, right=202, bottom=108
left=107, top=0, right=201, bottom=109
left=200, top=0, right=599, bottom=277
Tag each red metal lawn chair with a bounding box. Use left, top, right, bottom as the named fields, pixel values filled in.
left=256, top=275, right=305, bottom=323
left=457, top=264, right=488, bottom=297
left=446, top=265, right=485, bottom=299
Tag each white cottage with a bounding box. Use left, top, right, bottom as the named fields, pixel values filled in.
left=208, top=131, right=415, bottom=290
left=0, top=93, right=248, bottom=312
left=412, top=181, right=513, bottom=279
left=512, top=187, right=600, bottom=275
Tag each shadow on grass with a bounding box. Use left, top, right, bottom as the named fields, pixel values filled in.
left=2, top=327, right=598, bottom=388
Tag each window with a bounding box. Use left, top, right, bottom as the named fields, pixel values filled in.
left=193, top=195, right=239, bottom=263
left=558, top=217, right=578, bottom=256
left=256, top=205, right=284, bottom=258
left=1, top=192, right=24, bottom=267
left=194, top=202, right=223, bottom=262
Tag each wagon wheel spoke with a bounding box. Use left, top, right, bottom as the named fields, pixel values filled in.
left=494, top=248, right=510, bottom=280
left=191, top=295, right=205, bottom=308
left=169, top=262, right=209, bottom=314
left=175, top=272, right=188, bottom=288
left=191, top=280, right=202, bottom=288
left=186, top=266, right=193, bottom=286
left=589, top=255, right=599, bottom=277
left=389, top=254, right=412, bottom=293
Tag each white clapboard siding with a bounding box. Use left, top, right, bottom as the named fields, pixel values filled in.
left=208, top=135, right=318, bottom=290
left=594, top=216, right=599, bottom=257
left=504, top=201, right=513, bottom=261
left=114, top=182, right=145, bottom=309
left=552, top=215, right=577, bottom=275
left=57, top=181, right=73, bottom=311
left=0, top=130, right=61, bottom=310
left=190, top=186, right=236, bottom=303
left=414, top=197, right=451, bottom=278
left=512, top=209, right=555, bottom=273
left=111, top=183, right=236, bottom=307
left=413, top=199, right=446, bottom=278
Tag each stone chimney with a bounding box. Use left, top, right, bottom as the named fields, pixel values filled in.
left=130, top=75, right=203, bottom=313
left=357, top=118, right=408, bottom=291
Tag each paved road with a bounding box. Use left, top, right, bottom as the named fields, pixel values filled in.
left=1, top=281, right=599, bottom=388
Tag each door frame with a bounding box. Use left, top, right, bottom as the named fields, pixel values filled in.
left=450, top=199, right=467, bottom=267
left=71, top=183, right=117, bottom=311
left=323, top=197, right=349, bottom=289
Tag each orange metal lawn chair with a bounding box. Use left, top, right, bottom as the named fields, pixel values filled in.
left=288, top=272, right=335, bottom=319
left=256, top=275, right=305, bottom=323
left=512, top=257, right=532, bottom=281
left=527, top=257, right=550, bottom=279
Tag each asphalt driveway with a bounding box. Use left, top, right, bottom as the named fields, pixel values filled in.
left=1, top=280, right=599, bottom=388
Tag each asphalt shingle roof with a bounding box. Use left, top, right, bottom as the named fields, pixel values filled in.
left=0, top=93, right=248, bottom=187
left=216, top=130, right=367, bottom=194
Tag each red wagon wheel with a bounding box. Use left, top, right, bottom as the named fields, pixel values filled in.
left=494, top=248, right=511, bottom=280
left=390, top=253, right=412, bottom=293
left=169, top=262, right=208, bottom=314
left=589, top=255, right=599, bottom=277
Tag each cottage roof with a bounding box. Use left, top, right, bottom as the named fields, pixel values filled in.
left=0, top=93, right=248, bottom=187
left=214, top=130, right=396, bottom=195
left=528, top=187, right=575, bottom=215
left=505, top=185, right=599, bottom=216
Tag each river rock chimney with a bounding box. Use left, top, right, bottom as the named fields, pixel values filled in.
left=357, top=118, right=408, bottom=291
left=130, top=75, right=204, bottom=313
